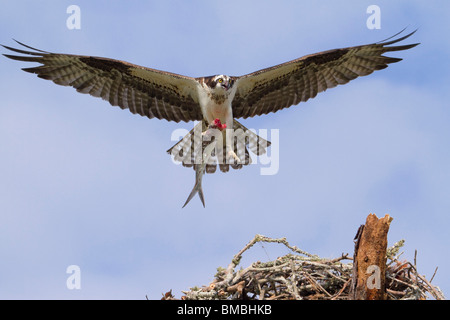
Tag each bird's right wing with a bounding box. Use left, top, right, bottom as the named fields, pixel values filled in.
left=2, top=41, right=203, bottom=122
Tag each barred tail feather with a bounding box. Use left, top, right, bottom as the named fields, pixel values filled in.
left=167, top=120, right=271, bottom=173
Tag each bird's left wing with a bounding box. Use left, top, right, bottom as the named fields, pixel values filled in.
left=2, top=41, right=203, bottom=122
left=231, top=29, right=419, bottom=119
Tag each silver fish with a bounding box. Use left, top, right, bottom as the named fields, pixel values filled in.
left=182, top=119, right=226, bottom=208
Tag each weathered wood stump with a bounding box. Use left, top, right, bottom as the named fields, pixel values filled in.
left=352, top=213, right=393, bottom=300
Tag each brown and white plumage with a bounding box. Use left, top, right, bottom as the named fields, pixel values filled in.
left=2, top=29, right=419, bottom=175
left=2, top=41, right=203, bottom=122
left=230, top=29, right=419, bottom=118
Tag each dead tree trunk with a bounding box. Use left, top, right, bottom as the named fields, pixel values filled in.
left=351, top=214, right=393, bottom=300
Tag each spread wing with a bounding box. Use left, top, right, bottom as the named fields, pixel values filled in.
left=2, top=41, right=203, bottom=122
left=231, top=29, right=419, bottom=119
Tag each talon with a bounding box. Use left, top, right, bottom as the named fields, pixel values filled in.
left=227, top=150, right=241, bottom=164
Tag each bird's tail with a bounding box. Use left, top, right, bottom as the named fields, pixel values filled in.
left=167, top=120, right=271, bottom=173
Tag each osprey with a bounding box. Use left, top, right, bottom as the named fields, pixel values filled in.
left=2, top=29, right=418, bottom=202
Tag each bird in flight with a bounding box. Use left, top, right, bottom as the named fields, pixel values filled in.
left=2, top=29, right=418, bottom=206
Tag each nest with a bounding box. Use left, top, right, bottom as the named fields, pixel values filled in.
left=164, top=235, right=445, bottom=300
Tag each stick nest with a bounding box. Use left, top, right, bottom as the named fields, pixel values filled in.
left=163, top=235, right=445, bottom=300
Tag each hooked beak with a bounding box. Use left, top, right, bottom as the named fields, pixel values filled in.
left=221, top=79, right=232, bottom=91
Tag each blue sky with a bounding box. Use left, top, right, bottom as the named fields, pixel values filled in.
left=0, top=1, right=449, bottom=299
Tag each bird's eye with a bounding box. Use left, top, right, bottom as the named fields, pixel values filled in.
left=218, top=78, right=223, bottom=83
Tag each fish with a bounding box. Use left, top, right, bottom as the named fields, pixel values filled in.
left=182, top=119, right=226, bottom=208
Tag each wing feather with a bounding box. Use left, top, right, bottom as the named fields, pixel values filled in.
left=2, top=41, right=203, bottom=122
left=232, top=29, right=419, bottom=118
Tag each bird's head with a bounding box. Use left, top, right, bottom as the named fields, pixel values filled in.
left=211, top=75, right=233, bottom=91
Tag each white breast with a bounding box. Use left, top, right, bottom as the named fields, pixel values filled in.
left=196, top=83, right=237, bottom=124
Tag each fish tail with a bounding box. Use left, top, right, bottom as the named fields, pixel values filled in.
left=182, top=184, right=198, bottom=208
left=182, top=180, right=204, bottom=208
left=198, top=183, right=205, bottom=208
